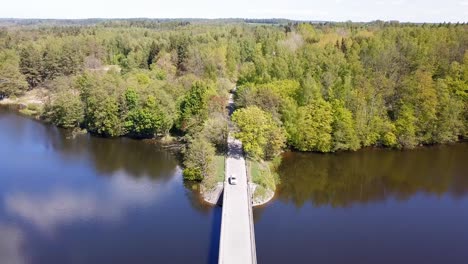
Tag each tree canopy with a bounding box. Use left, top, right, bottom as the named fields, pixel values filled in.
left=0, top=20, right=466, bottom=170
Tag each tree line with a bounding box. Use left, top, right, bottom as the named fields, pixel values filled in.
left=232, top=23, right=467, bottom=159
left=0, top=21, right=466, bottom=181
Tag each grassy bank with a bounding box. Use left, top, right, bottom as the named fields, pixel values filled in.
left=0, top=89, right=47, bottom=118
left=214, top=155, right=225, bottom=183
left=247, top=157, right=280, bottom=200
left=0, top=101, right=44, bottom=119
left=201, top=154, right=225, bottom=189
left=19, top=103, right=43, bottom=117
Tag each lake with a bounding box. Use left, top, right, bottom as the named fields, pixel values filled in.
left=0, top=108, right=220, bottom=264
left=256, top=143, right=468, bottom=264
left=1, top=108, right=467, bottom=264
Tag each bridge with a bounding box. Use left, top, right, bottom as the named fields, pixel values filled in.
left=218, top=93, right=257, bottom=264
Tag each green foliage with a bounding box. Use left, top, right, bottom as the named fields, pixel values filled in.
left=86, top=93, right=122, bottom=137
left=297, top=74, right=321, bottom=106
left=213, top=155, right=225, bottom=183
left=124, top=88, right=139, bottom=110
left=433, top=79, right=464, bottom=143
left=380, top=121, right=398, bottom=148
left=125, top=96, right=169, bottom=138
left=395, top=104, right=418, bottom=148
left=237, top=80, right=300, bottom=120
left=0, top=50, right=27, bottom=98
left=201, top=113, right=228, bottom=152
left=19, top=40, right=83, bottom=87
left=0, top=21, right=466, bottom=153
left=249, top=160, right=274, bottom=191
left=182, top=167, right=203, bottom=181
left=19, top=103, right=43, bottom=117
left=45, top=89, right=84, bottom=128
left=331, top=100, right=360, bottom=151
left=178, top=81, right=212, bottom=132
left=19, top=44, right=42, bottom=87
left=183, top=135, right=216, bottom=182
left=286, top=99, right=333, bottom=152
left=79, top=74, right=124, bottom=137
left=232, top=106, right=286, bottom=160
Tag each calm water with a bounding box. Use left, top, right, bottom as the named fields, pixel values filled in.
left=256, top=144, right=468, bottom=264
left=0, top=108, right=221, bottom=264
left=1, top=108, right=468, bottom=264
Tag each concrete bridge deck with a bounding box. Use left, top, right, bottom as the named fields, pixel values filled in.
left=218, top=93, right=257, bottom=264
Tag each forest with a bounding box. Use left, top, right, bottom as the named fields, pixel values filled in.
left=0, top=19, right=467, bottom=182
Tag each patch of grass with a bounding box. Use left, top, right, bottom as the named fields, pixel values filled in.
left=27, top=103, right=41, bottom=111
left=254, top=185, right=267, bottom=200
left=201, top=154, right=225, bottom=190
left=19, top=103, right=43, bottom=117
left=214, top=155, right=225, bottom=183
left=248, top=159, right=279, bottom=192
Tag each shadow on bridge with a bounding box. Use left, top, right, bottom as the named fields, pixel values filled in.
left=227, top=141, right=243, bottom=160
left=207, top=205, right=222, bottom=264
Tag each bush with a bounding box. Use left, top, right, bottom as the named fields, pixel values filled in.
left=183, top=135, right=216, bottom=182
left=183, top=167, right=203, bottom=181
left=232, top=106, right=286, bottom=160
left=45, top=90, right=84, bottom=128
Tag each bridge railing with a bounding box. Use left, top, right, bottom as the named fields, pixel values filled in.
left=246, top=179, right=257, bottom=264
left=218, top=151, right=229, bottom=264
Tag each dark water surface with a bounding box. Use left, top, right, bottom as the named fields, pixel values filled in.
left=255, top=144, right=468, bottom=264
left=0, top=108, right=220, bottom=264
left=1, top=108, right=468, bottom=264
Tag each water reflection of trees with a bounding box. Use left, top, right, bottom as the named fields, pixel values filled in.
left=277, top=144, right=468, bottom=208
left=42, top=123, right=179, bottom=181
left=183, top=182, right=215, bottom=214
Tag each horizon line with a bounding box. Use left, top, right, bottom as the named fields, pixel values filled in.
left=0, top=17, right=467, bottom=24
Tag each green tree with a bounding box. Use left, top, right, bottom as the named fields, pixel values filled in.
left=178, top=81, right=212, bottom=132
left=297, top=74, right=321, bottom=106
left=45, top=89, right=84, bottom=128
left=41, top=42, right=62, bottom=81
left=80, top=73, right=124, bottom=137
left=183, top=135, right=216, bottom=181
left=402, top=69, right=438, bottom=143
left=86, top=93, right=122, bottom=137
left=125, top=95, right=170, bottom=138
left=433, top=79, right=463, bottom=143
left=232, top=106, right=285, bottom=160
left=331, top=100, right=360, bottom=151
left=1, top=20, right=466, bottom=153
left=395, top=104, right=418, bottom=148
left=201, top=113, right=228, bottom=152
left=0, top=50, right=27, bottom=98
left=286, top=99, right=333, bottom=152
left=379, top=119, right=398, bottom=148
left=19, top=43, right=42, bottom=87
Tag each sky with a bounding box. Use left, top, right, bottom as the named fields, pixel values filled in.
left=0, top=0, right=467, bottom=23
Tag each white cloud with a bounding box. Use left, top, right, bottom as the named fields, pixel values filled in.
left=390, top=0, right=407, bottom=5
left=5, top=171, right=174, bottom=232
left=0, top=223, right=25, bottom=264
left=248, top=9, right=330, bottom=17
left=6, top=191, right=103, bottom=231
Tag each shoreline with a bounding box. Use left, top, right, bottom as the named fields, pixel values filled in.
left=2, top=102, right=464, bottom=209
left=200, top=89, right=276, bottom=207
left=250, top=183, right=275, bottom=207
left=2, top=92, right=466, bottom=155
left=201, top=182, right=275, bottom=207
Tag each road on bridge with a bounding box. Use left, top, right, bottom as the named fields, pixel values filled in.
left=218, top=92, right=256, bottom=264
